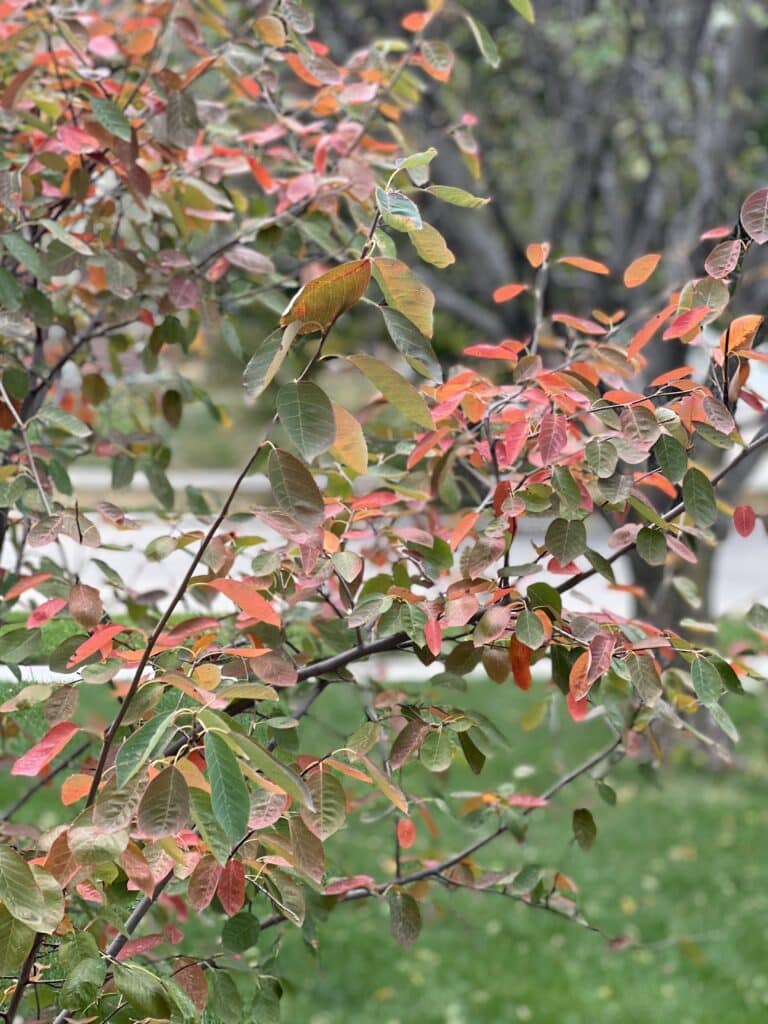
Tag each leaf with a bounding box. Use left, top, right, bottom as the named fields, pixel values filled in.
left=205, top=732, right=250, bottom=846
left=40, top=218, right=93, bottom=256
left=280, top=259, right=371, bottom=332
left=388, top=889, right=422, bottom=947
left=653, top=434, right=687, bottom=483
left=509, top=635, right=532, bottom=690
left=545, top=518, right=587, bottom=564
left=91, top=97, right=132, bottom=141
left=115, top=712, right=176, bottom=787
left=381, top=307, right=442, bottom=381
left=704, top=239, right=741, bottom=279
left=636, top=527, right=667, bottom=566
left=277, top=382, right=335, bottom=461
left=537, top=412, right=567, bottom=464
left=348, top=354, right=433, bottom=429
left=551, top=312, right=606, bottom=335
left=662, top=306, right=710, bottom=340
left=188, top=854, right=223, bottom=911
left=372, top=257, right=434, bottom=338
left=493, top=282, right=528, bottom=303
left=734, top=505, right=756, bottom=538
left=243, top=322, right=301, bottom=399
left=473, top=605, right=510, bottom=647
left=301, top=767, right=346, bottom=840
left=354, top=754, right=407, bottom=812
left=572, top=808, right=596, bottom=851
left=229, top=731, right=314, bottom=810
left=426, top=185, right=490, bottom=208
left=376, top=187, right=422, bottom=231
left=463, top=12, right=500, bottom=68
left=137, top=766, right=190, bottom=838
left=692, top=657, right=721, bottom=708
left=113, top=964, right=173, bottom=1020
left=740, top=188, right=768, bottom=244
left=0, top=848, right=61, bottom=933
left=329, top=401, right=368, bottom=473
left=2, top=233, right=50, bottom=281
left=395, top=147, right=438, bottom=172
left=516, top=608, right=545, bottom=650
left=623, top=252, right=661, bottom=288
left=682, top=468, right=717, bottom=527
left=268, top=448, right=325, bottom=527
left=508, top=0, right=535, bottom=22
left=408, top=222, right=455, bottom=268
left=625, top=651, right=662, bottom=705
left=420, top=729, right=453, bottom=771
left=569, top=650, right=592, bottom=701
left=11, top=721, right=79, bottom=776
left=206, top=579, right=280, bottom=625
left=557, top=255, right=610, bottom=275
left=0, top=906, right=34, bottom=973
left=68, top=582, right=103, bottom=628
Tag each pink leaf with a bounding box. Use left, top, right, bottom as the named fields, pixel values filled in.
left=537, top=412, right=567, bottom=464
left=734, top=505, right=756, bottom=538
left=662, top=306, right=710, bottom=340
left=26, top=597, right=66, bottom=628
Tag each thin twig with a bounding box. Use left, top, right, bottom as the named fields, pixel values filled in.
left=0, top=380, right=51, bottom=515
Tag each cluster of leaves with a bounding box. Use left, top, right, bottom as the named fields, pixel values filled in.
left=0, top=1, right=767, bottom=1022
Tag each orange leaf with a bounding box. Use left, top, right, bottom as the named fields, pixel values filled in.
left=402, top=11, right=432, bottom=31
left=67, top=624, right=129, bottom=668
left=720, top=315, right=764, bottom=354
left=397, top=818, right=417, bottom=849
left=568, top=649, right=592, bottom=701
left=61, top=773, right=92, bottom=805
left=425, top=620, right=442, bottom=657
left=622, top=253, right=661, bottom=288
left=557, top=256, right=610, bottom=275
left=509, top=636, right=532, bottom=690
left=3, top=572, right=52, bottom=601
left=206, top=579, right=280, bottom=626
left=526, top=242, right=550, bottom=268
left=551, top=313, right=606, bottom=336
left=627, top=303, right=677, bottom=358
left=492, top=282, right=528, bottom=303
left=450, top=511, right=478, bottom=550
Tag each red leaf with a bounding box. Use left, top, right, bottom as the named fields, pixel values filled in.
left=3, top=572, right=53, bottom=601
left=567, top=692, right=589, bottom=722
left=492, top=282, right=528, bottom=303
left=325, top=875, right=376, bottom=895
left=504, top=420, right=529, bottom=465
left=67, top=625, right=127, bottom=668
left=26, top=597, right=66, bottom=628
left=12, top=721, right=79, bottom=777
left=662, top=306, right=710, bottom=340
left=206, top=579, right=280, bottom=626
left=397, top=818, right=417, bottom=849
left=216, top=859, right=245, bottom=917
left=188, top=854, right=222, bottom=911
left=537, top=412, right=567, bottom=464
left=734, top=505, right=756, bottom=538
left=509, top=636, right=532, bottom=691
left=587, top=632, right=616, bottom=685
left=425, top=620, right=442, bottom=657
left=116, top=934, right=165, bottom=960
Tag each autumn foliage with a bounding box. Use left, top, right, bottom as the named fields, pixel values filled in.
left=0, top=2, right=767, bottom=1022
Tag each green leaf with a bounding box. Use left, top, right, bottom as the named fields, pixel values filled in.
left=276, top=382, right=335, bottom=461
left=243, top=322, right=301, bottom=399
left=222, top=911, right=261, bottom=953
left=189, top=789, right=232, bottom=865
left=463, top=12, right=501, bottom=68
left=381, top=307, right=441, bottom=381
left=709, top=702, right=739, bottom=743
left=625, top=651, right=662, bottom=705
left=145, top=463, right=174, bottom=511
left=636, top=527, right=667, bottom=566
left=36, top=405, right=92, bottom=438
left=91, top=97, right=132, bottom=141
left=0, top=906, right=34, bottom=973
left=551, top=465, right=581, bottom=510
left=372, top=257, right=435, bottom=338
left=388, top=889, right=422, bottom=947
left=2, top=233, right=50, bottom=281
left=205, top=731, right=250, bottom=846
left=692, top=656, right=722, bottom=708
left=301, top=768, right=346, bottom=840
left=226, top=729, right=315, bottom=810
left=585, top=437, right=618, bottom=478
left=420, top=729, right=453, bottom=771
left=376, top=187, right=423, bottom=231
left=115, top=712, right=176, bottom=787
left=545, top=517, right=587, bottom=563
left=209, top=969, right=243, bottom=1022
left=0, top=847, right=61, bottom=933
left=426, top=185, right=490, bottom=208
left=136, top=766, right=190, bottom=838
left=572, top=807, right=596, bottom=851
left=516, top=608, right=545, bottom=649
left=0, top=267, right=23, bottom=310
left=113, top=963, right=174, bottom=1020
left=458, top=729, right=486, bottom=774
left=61, top=959, right=106, bottom=1011
left=40, top=218, right=93, bottom=255
left=395, top=147, right=438, bottom=172
left=408, top=221, right=455, bottom=269
left=268, top=448, right=325, bottom=528
left=348, top=354, right=433, bottom=429
left=527, top=581, right=562, bottom=614
left=653, top=434, right=687, bottom=483
left=682, top=467, right=717, bottom=527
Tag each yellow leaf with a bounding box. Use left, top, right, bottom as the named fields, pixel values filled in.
left=280, top=259, right=371, bottom=333
left=330, top=401, right=368, bottom=474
